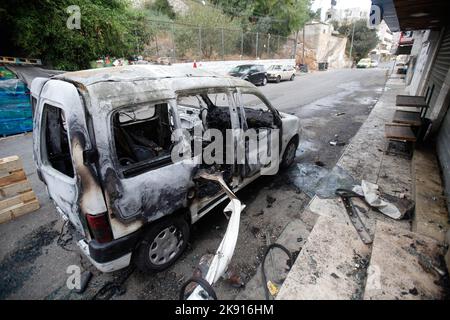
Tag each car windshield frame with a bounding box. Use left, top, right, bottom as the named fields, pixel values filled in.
left=230, top=65, right=252, bottom=73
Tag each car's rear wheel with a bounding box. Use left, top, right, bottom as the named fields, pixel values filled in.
left=134, top=215, right=189, bottom=273
left=276, top=75, right=281, bottom=83
left=290, top=74, right=295, bottom=81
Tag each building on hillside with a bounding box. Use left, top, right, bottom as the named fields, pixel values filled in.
left=326, top=7, right=369, bottom=24
left=297, top=21, right=352, bottom=70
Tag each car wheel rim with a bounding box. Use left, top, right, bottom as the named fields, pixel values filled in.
left=263, top=78, right=267, bottom=85
left=149, top=226, right=183, bottom=265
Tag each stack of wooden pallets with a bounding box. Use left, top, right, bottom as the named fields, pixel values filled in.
left=0, top=155, right=39, bottom=224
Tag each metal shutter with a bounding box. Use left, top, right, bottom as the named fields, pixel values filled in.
left=428, top=28, right=450, bottom=108
left=437, top=106, right=450, bottom=211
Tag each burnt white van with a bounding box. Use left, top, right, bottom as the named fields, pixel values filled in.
left=31, top=65, right=300, bottom=273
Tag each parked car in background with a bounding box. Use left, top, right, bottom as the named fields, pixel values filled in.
left=228, top=64, right=267, bottom=86
left=357, top=58, right=372, bottom=68
left=370, top=60, right=379, bottom=68
left=266, top=65, right=296, bottom=83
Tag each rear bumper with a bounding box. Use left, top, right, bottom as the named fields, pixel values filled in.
left=77, top=229, right=142, bottom=273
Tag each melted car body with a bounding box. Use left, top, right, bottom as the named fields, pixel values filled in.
left=31, top=65, right=300, bottom=273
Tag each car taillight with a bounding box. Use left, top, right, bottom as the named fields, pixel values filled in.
left=86, top=213, right=113, bottom=243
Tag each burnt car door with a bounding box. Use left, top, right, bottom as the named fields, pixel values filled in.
left=235, top=88, right=281, bottom=178
left=32, top=79, right=106, bottom=236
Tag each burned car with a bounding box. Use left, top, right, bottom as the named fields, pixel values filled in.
left=31, top=65, right=300, bottom=273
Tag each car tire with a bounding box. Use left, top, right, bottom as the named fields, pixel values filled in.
left=276, top=76, right=281, bottom=83
left=261, top=77, right=267, bottom=86
left=134, top=215, right=190, bottom=273
left=290, top=74, right=295, bottom=81
left=281, top=138, right=298, bottom=169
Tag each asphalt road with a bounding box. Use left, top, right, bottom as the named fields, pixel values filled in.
left=0, top=67, right=388, bottom=300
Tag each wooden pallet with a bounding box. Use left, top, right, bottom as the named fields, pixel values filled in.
left=0, top=156, right=40, bottom=224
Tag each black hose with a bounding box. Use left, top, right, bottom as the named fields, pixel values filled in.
left=179, top=277, right=218, bottom=300
left=261, top=243, right=293, bottom=300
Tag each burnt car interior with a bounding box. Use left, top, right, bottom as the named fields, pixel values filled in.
left=178, top=92, right=234, bottom=198
left=113, top=103, right=173, bottom=175
left=42, top=104, right=74, bottom=178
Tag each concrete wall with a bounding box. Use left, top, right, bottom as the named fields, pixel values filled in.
left=301, top=22, right=351, bottom=69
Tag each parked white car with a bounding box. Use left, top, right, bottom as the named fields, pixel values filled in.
left=266, top=65, right=296, bottom=83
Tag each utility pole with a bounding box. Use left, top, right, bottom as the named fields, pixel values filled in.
left=349, top=21, right=356, bottom=62
left=293, top=31, right=299, bottom=59
left=302, top=26, right=306, bottom=64
left=255, top=32, right=259, bottom=59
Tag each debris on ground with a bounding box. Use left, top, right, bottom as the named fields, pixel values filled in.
left=266, top=195, right=276, bottom=208
left=352, top=180, right=415, bottom=220
left=74, top=271, right=93, bottom=294
left=329, top=140, right=346, bottom=146
left=336, top=112, right=346, bottom=117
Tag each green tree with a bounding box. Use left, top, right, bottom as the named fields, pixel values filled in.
left=146, top=0, right=176, bottom=19
left=0, top=0, right=153, bottom=70
left=338, top=19, right=379, bottom=61
left=213, top=0, right=312, bottom=36
left=175, top=3, right=241, bottom=59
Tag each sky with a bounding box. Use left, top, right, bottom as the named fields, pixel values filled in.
left=311, top=0, right=372, bottom=17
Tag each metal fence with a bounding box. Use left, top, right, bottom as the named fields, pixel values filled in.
left=140, top=20, right=298, bottom=63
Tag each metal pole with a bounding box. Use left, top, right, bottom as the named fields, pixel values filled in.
left=349, top=22, right=356, bottom=61
left=256, top=32, right=259, bottom=59
left=171, top=25, right=176, bottom=62
left=221, top=27, right=225, bottom=60
left=277, top=35, right=280, bottom=54
left=199, top=27, right=202, bottom=59
left=155, top=34, right=159, bottom=57
left=302, top=26, right=305, bottom=64
left=293, top=31, right=299, bottom=59
left=267, top=33, right=270, bottom=57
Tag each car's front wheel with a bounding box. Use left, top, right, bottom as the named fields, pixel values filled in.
left=276, top=75, right=281, bottom=83
left=261, top=76, right=268, bottom=86
left=290, top=74, right=295, bottom=81
left=134, top=215, right=189, bottom=273
left=281, top=138, right=298, bottom=169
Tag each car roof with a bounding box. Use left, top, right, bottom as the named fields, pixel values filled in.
left=52, top=65, right=255, bottom=114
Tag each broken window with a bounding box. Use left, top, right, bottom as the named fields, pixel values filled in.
left=240, top=93, right=275, bottom=129
left=177, top=91, right=233, bottom=134
left=41, top=104, right=74, bottom=178
left=112, top=102, right=174, bottom=175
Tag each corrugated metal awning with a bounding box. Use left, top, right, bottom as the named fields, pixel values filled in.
left=372, top=0, right=450, bottom=32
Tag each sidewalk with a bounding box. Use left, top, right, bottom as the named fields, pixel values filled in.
left=277, top=75, right=449, bottom=300
left=238, top=75, right=450, bottom=300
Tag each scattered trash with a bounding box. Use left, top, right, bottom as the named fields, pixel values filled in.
left=266, top=195, right=276, bottom=208
left=223, top=266, right=245, bottom=288
left=409, top=287, right=419, bottom=296
left=253, top=210, right=264, bottom=217
left=329, top=140, right=346, bottom=146
left=353, top=180, right=414, bottom=220
left=292, top=164, right=356, bottom=198
left=336, top=189, right=373, bottom=245
left=266, top=281, right=279, bottom=297
left=336, top=112, right=346, bottom=117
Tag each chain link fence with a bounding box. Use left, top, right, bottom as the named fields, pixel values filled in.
left=142, top=20, right=297, bottom=63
